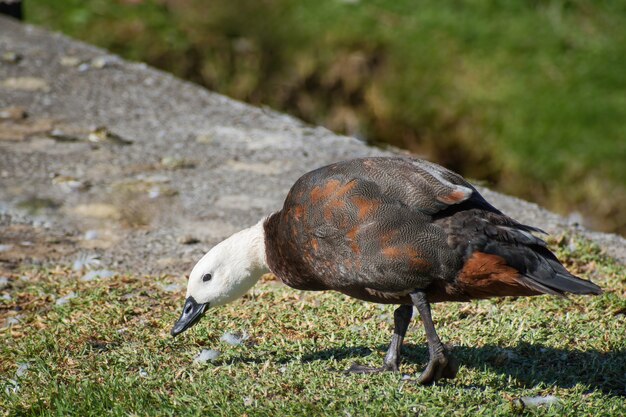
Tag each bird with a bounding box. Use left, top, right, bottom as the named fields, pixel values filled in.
left=171, top=156, right=602, bottom=384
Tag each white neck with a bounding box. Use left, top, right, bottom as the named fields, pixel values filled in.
left=242, top=218, right=269, bottom=273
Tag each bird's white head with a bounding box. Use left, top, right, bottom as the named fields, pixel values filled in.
left=171, top=219, right=269, bottom=336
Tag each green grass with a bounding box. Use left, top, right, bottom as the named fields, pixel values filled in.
left=24, top=0, right=626, bottom=234
left=1, top=235, right=625, bottom=416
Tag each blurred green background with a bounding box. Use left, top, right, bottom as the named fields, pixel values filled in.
left=25, top=0, right=626, bottom=235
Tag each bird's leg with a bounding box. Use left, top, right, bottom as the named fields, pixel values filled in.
left=410, top=291, right=458, bottom=384
left=346, top=304, right=412, bottom=374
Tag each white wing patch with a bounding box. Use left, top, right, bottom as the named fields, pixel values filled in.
left=411, top=160, right=473, bottom=205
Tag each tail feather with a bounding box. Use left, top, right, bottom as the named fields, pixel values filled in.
left=499, top=243, right=603, bottom=296
left=440, top=206, right=603, bottom=298
left=520, top=271, right=603, bottom=296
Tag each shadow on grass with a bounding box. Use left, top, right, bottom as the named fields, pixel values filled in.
left=234, top=342, right=626, bottom=396
left=322, top=342, right=625, bottom=396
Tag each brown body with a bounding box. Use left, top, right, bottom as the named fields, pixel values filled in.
left=264, top=157, right=601, bottom=304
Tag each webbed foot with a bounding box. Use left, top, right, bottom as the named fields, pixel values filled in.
left=345, top=362, right=398, bottom=374
left=416, top=352, right=458, bottom=385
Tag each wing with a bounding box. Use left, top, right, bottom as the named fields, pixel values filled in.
left=273, top=157, right=482, bottom=292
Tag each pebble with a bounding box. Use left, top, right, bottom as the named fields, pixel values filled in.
left=148, top=186, right=161, bottom=199
left=52, top=175, right=90, bottom=193
left=0, top=244, right=12, bottom=252
left=87, top=126, right=132, bottom=145
left=0, top=106, right=27, bottom=120
left=2, top=51, right=22, bottom=63
left=0, top=276, right=10, bottom=288
left=84, top=230, right=99, bottom=240
left=178, top=235, right=200, bottom=245
left=91, top=55, right=119, bottom=69
left=59, top=56, right=82, bottom=67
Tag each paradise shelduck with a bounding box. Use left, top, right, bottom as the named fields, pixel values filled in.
left=171, top=156, right=602, bottom=384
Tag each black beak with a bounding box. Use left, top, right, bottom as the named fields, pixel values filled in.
left=171, top=296, right=208, bottom=337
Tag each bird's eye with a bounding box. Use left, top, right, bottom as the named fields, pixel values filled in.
left=202, top=273, right=212, bottom=282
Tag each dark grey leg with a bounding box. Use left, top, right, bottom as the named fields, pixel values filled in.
left=346, top=304, right=412, bottom=374
left=411, top=291, right=458, bottom=384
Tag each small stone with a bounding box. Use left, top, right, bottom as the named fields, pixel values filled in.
left=84, top=230, right=99, bottom=240
left=91, top=55, right=118, bottom=69
left=2, top=293, right=13, bottom=301
left=193, top=349, right=221, bottom=364
left=0, top=244, right=13, bottom=252
left=178, top=235, right=200, bottom=245
left=60, top=56, right=82, bottom=67
left=138, top=368, right=148, bottom=378
left=52, top=175, right=90, bottom=193
left=87, top=126, right=132, bottom=145
left=77, top=63, right=91, bottom=72
left=146, top=185, right=177, bottom=199
left=2, top=51, right=22, bottom=63
left=0, top=106, right=27, bottom=120
left=148, top=186, right=161, bottom=199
